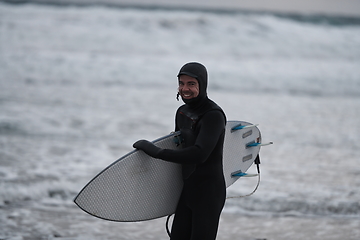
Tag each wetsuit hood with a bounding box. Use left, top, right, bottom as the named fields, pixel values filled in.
left=177, top=62, right=208, bottom=108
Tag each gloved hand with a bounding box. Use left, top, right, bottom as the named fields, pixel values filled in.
left=133, top=140, right=162, bottom=158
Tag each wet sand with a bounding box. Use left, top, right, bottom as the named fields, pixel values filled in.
left=2, top=202, right=360, bottom=240
left=17, top=0, right=360, bottom=17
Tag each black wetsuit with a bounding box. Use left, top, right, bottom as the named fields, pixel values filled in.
left=133, top=62, right=226, bottom=240
left=165, top=98, right=226, bottom=240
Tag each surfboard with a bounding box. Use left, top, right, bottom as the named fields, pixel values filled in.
left=74, top=121, right=267, bottom=222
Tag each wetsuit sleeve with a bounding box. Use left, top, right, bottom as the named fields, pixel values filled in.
left=157, top=110, right=225, bottom=164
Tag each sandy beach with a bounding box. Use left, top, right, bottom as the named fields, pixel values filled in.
left=2, top=201, right=360, bottom=240
left=10, top=0, right=360, bottom=17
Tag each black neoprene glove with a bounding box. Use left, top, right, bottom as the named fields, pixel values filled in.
left=133, top=140, right=162, bottom=158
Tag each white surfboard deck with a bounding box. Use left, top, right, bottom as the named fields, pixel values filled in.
left=74, top=121, right=262, bottom=222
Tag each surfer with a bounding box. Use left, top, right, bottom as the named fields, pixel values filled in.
left=133, top=62, right=226, bottom=240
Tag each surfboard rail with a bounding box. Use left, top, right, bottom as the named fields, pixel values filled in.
left=74, top=120, right=270, bottom=222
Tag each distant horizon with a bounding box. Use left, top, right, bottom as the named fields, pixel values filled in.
left=2, top=0, right=360, bottom=17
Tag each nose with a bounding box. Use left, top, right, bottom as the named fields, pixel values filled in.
left=179, top=86, right=188, bottom=92
left=183, top=84, right=191, bottom=91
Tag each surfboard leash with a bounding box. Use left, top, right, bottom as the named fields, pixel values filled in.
left=165, top=156, right=261, bottom=237
left=166, top=214, right=173, bottom=238
left=226, top=155, right=261, bottom=199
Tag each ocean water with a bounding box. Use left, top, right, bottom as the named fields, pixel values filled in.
left=0, top=2, right=360, bottom=239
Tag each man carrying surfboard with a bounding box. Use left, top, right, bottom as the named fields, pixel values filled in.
left=133, top=62, right=226, bottom=240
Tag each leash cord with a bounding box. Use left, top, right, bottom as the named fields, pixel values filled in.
left=165, top=157, right=261, bottom=235
left=226, top=173, right=260, bottom=199
left=166, top=214, right=172, bottom=238
left=227, top=158, right=261, bottom=199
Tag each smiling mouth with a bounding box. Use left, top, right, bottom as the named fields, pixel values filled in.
left=181, top=92, right=193, bottom=98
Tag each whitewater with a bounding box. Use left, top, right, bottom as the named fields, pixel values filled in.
left=0, top=2, right=360, bottom=239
